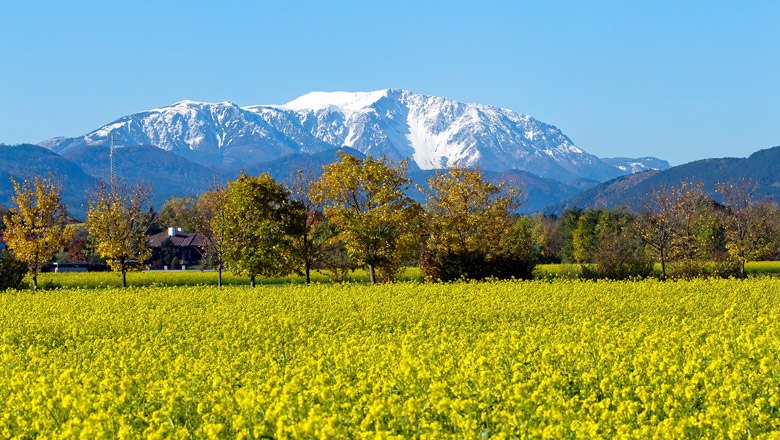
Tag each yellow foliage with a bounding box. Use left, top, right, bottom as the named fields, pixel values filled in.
left=85, top=181, right=152, bottom=287
left=310, top=152, right=422, bottom=283
left=424, top=166, right=518, bottom=258
left=2, top=176, right=72, bottom=289
left=1, top=279, right=780, bottom=437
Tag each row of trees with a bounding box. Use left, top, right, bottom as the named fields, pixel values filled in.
left=1, top=152, right=537, bottom=288
left=2, top=152, right=778, bottom=288
left=537, top=180, right=780, bottom=279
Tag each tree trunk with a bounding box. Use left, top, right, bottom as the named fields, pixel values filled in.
left=32, top=272, right=38, bottom=290
left=250, top=275, right=255, bottom=289
left=368, top=264, right=376, bottom=285
left=740, top=259, right=746, bottom=278
left=218, top=265, right=223, bottom=288
left=660, top=249, right=666, bottom=280
left=305, top=260, right=311, bottom=285
left=121, top=270, right=127, bottom=288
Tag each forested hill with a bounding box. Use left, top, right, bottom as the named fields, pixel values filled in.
left=0, top=144, right=581, bottom=218
left=0, top=144, right=95, bottom=217
left=551, top=146, right=780, bottom=213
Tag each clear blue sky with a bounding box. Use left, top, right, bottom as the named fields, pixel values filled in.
left=1, top=1, right=777, bottom=165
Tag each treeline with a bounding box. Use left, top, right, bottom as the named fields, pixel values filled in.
left=1, top=152, right=778, bottom=290
left=0, top=153, right=536, bottom=289
left=533, top=180, right=780, bottom=279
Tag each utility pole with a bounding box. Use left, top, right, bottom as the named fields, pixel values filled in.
left=108, top=133, right=118, bottom=182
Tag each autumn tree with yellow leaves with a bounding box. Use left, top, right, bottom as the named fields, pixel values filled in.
left=193, top=185, right=230, bottom=287
left=420, top=166, right=535, bottom=281
left=2, top=176, right=73, bottom=289
left=86, top=181, right=153, bottom=288
left=310, top=152, right=423, bottom=284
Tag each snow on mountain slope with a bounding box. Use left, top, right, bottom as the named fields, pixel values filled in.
left=41, top=89, right=629, bottom=182
left=601, top=157, right=670, bottom=174
left=44, top=100, right=332, bottom=168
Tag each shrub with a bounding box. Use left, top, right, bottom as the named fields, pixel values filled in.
left=580, top=220, right=653, bottom=280
left=666, top=259, right=741, bottom=279
left=0, top=251, right=27, bottom=290
left=421, top=249, right=536, bottom=282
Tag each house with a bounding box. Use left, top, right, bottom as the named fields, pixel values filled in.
left=148, top=227, right=207, bottom=268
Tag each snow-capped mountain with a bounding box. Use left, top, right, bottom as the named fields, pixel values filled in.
left=41, top=89, right=638, bottom=182
left=601, top=157, right=670, bottom=174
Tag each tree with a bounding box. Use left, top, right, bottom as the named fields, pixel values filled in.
left=3, top=176, right=73, bottom=289
left=66, top=227, right=90, bottom=262
left=420, top=166, right=533, bottom=281
left=316, top=226, right=359, bottom=283
left=285, top=169, right=336, bottom=285
left=558, top=207, right=583, bottom=263
left=571, top=210, right=601, bottom=264
left=159, top=237, right=178, bottom=268
left=584, top=208, right=653, bottom=280
left=668, top=181, right=714, bottom=262
left=0, top=204, right=10, bottom=230
left=717, top=179, right=780, bottom=277
left=86, top=181, right=153, bottom=288
left=158, top=196, right=199, bottom=231
left=223, top=172, right=296, bottom=288
left=529, top=213, right=561, bottom=263
left=635, top=185, right=677, bottom=279
left=636, top=181, right=719, bottom=279
left=193, top=185, right=229, bottom=287
left=310, top=152, right=422, bottom=284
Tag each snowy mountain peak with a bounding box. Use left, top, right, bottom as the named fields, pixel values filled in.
left=40, top=89, right=642, bottom=183
left=154, top=100, right=239, bottom=112
left=280, top=89, right=393, bottom=112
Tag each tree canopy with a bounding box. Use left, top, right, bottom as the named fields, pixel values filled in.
left=86, top=181, right=153, bottom=288
left=310, top=152, right=422, bottom=284
left=3, top=176, right=72, bottom=289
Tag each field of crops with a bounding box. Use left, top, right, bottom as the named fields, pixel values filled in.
left=34, top=268, right=425, bottom=289
left=2, top=279, right=780, bottom=438
left=29, top=261, right=780, bottom=290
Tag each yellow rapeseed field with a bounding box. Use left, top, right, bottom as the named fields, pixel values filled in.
left=1, top=279, right=779, bottom=438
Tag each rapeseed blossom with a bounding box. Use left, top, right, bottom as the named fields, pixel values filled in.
left=0, top=279, right=779, bottom=438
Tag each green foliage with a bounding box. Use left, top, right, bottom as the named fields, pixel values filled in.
left=529, top=213, right=561, bottom=264
left=571, top=209, right=601, bottom=263
left=223, top=172, right=297, bottom=285
left=582, top=208, right=653, bottom=280
left=193, top=185, right=229, bottom=286
left=159, top=238, right=177, bottom=268
left=664, top=259, right=741, bottom=280
left=0, top=250, right=27, bottom=290
left=157, top=196, right=199, bottom=231
left=557, top=207, right=583, bottom=263
left=285, top=170, right=337, bottom=284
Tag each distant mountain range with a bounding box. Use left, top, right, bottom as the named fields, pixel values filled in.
left=552, top=146, right=780, bottom=213
left=0, top=144, right=95, bottom=216
left=6, top=88, right=737, bottom=219
left=40, top=89, right=666, bottom=184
